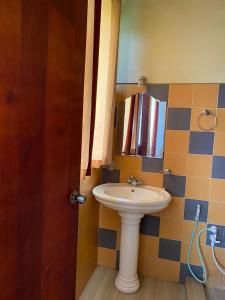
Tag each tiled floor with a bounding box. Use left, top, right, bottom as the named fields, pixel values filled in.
left=79, top=267, right=186, bottom=300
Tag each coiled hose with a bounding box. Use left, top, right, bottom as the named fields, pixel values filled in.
left=187, top=219, right=225, bottom=284
left=187, top=220, right=208, bottom=284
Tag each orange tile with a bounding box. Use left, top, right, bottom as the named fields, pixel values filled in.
left=138, top=256, right=158, bottom=278
left=99, top=204, right=120, bottom=231
left=181, top=242, right=206, bottom=265
left=163, top=153, right=187, bottom=176
left=138, top=256, right=180, bottom=282
left=78, top=195, right=99, bottom=229
left=216, top=109, right=225, bottom=132
left=208, top=202, right=225, bottom=225
left=77, top=222, right=98, bottom=255
left=154, top=258, right=180, bottom=282
left=77, top=225, right=98, bottom=293
left=159, top=217, right=183, bottom=240
left=168, top=84, right=194, bottom=107
left=185, top=177, right=210, bottom=200
left=113, top=155, right=121, bottom=169
left=187, top=154, right=212, bottom=178
left=210, top=179, right=225, bottom=203
left=120, top=169, right=163, bottom=187
left=164, top=130, right=190, bottom=153
left=98, top=247, right=116, bottom=268
left=160, top=197, right=185, bottom=219
left=190, top=107, right=217, bottom=132
left=182, top=220, right=206, bottom=245
left=193, top=84, right=219, bottom=108
left=214, top=132, right=225, bottom=156
left=120, top=155, right=141, bottom=171
left=140, top=172, right=164, bottom=187
left=139, top=235, right=159, bottom=258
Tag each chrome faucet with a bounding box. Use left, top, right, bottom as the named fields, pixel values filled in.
left=127, top=176, right=143, bottom=187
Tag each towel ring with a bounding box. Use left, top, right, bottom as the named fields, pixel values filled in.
left=197, top=109, right=217, bottom=131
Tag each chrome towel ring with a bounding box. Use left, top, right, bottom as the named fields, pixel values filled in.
left=197, top=109, right=217, bottom=131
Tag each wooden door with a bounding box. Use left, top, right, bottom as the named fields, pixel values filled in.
left=0, top=1, right=87, bottom=299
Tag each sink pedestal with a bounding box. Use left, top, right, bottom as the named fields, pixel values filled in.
left=115, top=212, right=144, bottom=293
left=93, top=183, right=171, bottom=293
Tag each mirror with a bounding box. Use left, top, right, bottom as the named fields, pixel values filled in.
left=116, top=93, right=166, bottom=158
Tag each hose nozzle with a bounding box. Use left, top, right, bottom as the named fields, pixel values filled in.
left=195, top=204, right=201, bottom=221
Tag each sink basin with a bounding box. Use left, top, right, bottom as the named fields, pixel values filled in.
left=93, top=183, right=171, bottom=294
left=93, top=183, right=171, bottom=214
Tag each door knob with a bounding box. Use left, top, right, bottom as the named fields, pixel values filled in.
left=70, top=191, right=86, bottom=205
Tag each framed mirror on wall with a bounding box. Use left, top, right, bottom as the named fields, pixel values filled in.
left=116, top=93, right=167, bottom=158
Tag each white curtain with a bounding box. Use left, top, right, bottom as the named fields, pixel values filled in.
left=92, top=0, right=121, bottom=168
left=80, top=0, right=95, bottom=179
left=81, top=0, right=121, bottom=178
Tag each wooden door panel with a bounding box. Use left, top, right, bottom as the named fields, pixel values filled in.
left=47, top=0, right=76, bottom=24
left=0, top=1, right=21, bottom=299
left=41, top=7, right=77, bottom=299
left=18, top=1, right=49, bottom=299
left=0, top=0, right=88, bottom=299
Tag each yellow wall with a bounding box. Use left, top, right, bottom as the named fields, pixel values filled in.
left=117, top=0, right=225, bottom=83
left=76, top=169, right=100, bottom=299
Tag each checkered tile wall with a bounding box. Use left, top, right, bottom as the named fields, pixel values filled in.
left=98, top=83, right=225, bottom=290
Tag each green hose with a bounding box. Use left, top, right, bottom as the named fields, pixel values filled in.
left=187, top=221, right=208, bottom=284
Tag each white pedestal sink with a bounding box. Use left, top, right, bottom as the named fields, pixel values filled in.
left=93, top=183, right=171, bottom=294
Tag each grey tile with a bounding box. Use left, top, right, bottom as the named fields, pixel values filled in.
left=184, top=199, right=208, bottom=222
left=101, top=167, right=120, bottom=184
left=98, top=228, right=117, bottom=249
left=163, top=174, right=186, bottom=197
left=167, top=108, right=191, bottom=130
left=189, top=131, right=214, bottom=155
left=206, top=224, right=225, bottom=248
left=140, top=215, right=160, bottom=236
left=179, top=263, right=203, bottom=283
left=218, top=84, right=225, bottom=108
left=142, top=157, right=164, bottom=172
left=212, top=156, right=225, bottom=179
left=158, top=238, right=181, bottom=261
left=147, top=84, right=169, bottom=102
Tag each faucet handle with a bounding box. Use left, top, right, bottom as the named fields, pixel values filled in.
left=127, top=176, right=134, bottom=184
left=159, top=169, right=173, bottom=175
left=127, top=176, right=143, bottom=186
left=136, top=179, right=143, bottom=186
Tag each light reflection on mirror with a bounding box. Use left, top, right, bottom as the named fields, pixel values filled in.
left=116, top=93, right=166, bottom=158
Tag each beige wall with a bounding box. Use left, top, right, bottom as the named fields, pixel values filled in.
left=117, top=0, right=225, bottom=83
